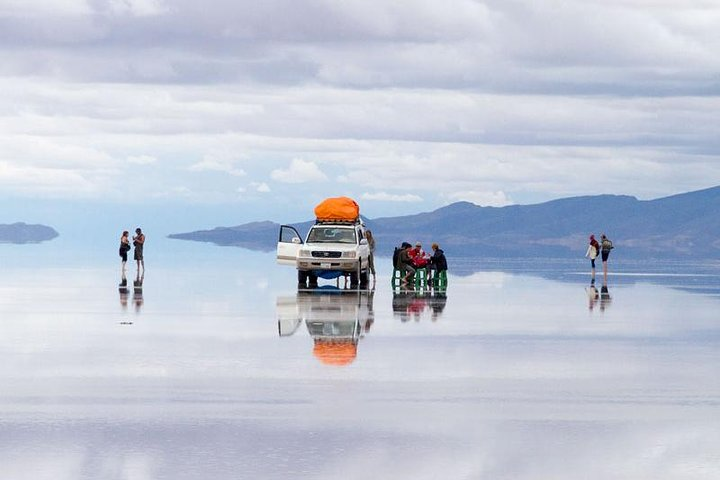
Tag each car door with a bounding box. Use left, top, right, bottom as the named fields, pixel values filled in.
left=276, top=225, right=303, bottom=266
left=357, top=226, right=370, bottom=268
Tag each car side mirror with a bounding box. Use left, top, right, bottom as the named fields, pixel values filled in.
left=292, top=237, right=301, bottom=244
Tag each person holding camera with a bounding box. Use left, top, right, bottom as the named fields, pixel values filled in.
left=133, top=227, right=146, bottom=272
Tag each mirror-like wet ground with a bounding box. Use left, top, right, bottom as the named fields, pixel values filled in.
left=1, top=241, right=719, bottom=479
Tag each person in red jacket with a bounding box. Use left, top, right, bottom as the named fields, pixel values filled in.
left=409, top=242, right=430, bottom=268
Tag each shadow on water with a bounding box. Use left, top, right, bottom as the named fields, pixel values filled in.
left=276, top=286, right=374, bottom=366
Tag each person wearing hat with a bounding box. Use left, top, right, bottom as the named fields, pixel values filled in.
left=133, top=227, right=146, bottom=272
left=585, top=234, right=600, bottom=281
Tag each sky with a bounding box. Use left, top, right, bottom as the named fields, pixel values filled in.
left=1, top=0, right=719, bottom=235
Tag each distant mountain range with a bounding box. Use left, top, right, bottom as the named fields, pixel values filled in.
left=0, top=222, right=59, bottom=244
left=168, top=186, right=720, bottom=258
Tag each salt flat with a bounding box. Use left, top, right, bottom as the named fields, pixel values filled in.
left=1, top=239, right=718, bottom=479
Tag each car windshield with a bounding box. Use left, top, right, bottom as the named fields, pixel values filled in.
left=307, top=227, right=357, bottom=244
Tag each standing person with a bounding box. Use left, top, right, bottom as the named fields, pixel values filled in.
left=600, top=234, right=614, bottom=282
left=429, top=243, right=447, bottom=277
left=585, top=234, right=600, bottom=281
left=365, top=230, right=376, bottom=282
left=119, top=230, right=130, bottom=272
left=133, top=227, right=145, bottom=272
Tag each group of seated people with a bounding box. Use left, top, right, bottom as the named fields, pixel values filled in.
left=394, top=241, right=448, bottom=286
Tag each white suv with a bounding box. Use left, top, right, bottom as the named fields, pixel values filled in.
left=276, top=220, right=371, bottom=288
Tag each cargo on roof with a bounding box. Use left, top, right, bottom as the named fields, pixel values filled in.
left=314, top=196, right=360, bottom=222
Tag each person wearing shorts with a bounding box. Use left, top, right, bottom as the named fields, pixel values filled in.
left=133, top=227, right=145, bottom=272
left=600, top=234, right=613, bottom=281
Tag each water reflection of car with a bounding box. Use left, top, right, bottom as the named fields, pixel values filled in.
left=277, top=286, right=374, bottom=366
left=392, top=290, right=447, bottom=322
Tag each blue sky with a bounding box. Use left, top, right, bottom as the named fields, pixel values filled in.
left=1, top=0, right=719, bottom=236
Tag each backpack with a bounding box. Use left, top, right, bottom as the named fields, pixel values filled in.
left=602, top=239, right=614, bottom=250
left=392, top=247, right=401, bottom=268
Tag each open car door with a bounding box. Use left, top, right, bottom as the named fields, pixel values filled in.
left=276, top=225, right=303, bottom=266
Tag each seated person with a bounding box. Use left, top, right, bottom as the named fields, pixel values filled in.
left=395, top=242, right=416, bottom=285
left=409, top=242, right=430, bottom=268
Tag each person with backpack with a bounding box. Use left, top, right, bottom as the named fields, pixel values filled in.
left=393, top=242, right=410, bottom=269
left=395, top=242, right=416, bottom=287
left=585, top=234, right=600, bottom=281
left=600, top=234, right=614, bottom=282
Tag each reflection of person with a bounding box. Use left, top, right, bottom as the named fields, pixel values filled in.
left=393, top=290, right=447, bottom=322
left=600, top=234, right=614, bottom=282
left=365, top=230, right=376, bottom=282
left=133, top=228, right=145, bottom=272
left=392, top=290, right=413, bottom=322
left=133, top=270, right=144, bottom=313
left=429, top=292, right=447, bottom=321
left=600, top=283, right=611, bottom=312
left=363, top=290, right=375, bottom=333
left=585, top=234, right=600, bottom=281
left=586, top=283, right=599, bottom=311
left=118, top=270, right=129, bottom=310
left=119, top=230, right=130, bottom=271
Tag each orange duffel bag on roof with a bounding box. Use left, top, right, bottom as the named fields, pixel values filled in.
left=314, top=197, right=360, bottom=221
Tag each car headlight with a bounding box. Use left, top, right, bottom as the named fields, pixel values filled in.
left=299, top=249, right=311, bottom=257
left=342, top=251, right=357, bottom=258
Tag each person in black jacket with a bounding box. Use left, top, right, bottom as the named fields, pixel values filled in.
left=428, top=243, right=447, bottom=283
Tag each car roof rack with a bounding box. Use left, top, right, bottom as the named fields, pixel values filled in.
left=314, top=218, right=362, bottom=226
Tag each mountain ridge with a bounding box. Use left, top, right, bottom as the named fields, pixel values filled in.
left=168, top=186, right=720, bottom=258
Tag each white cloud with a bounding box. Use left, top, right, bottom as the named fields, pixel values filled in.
left=0, top=0, right=92, bottom=16
left=361, top=192, right=422, bottom=202
left=189, top=154, right=246, bottom=177
left=444, top=190, right=513, bottom=207
left=106, top=0, right=168, bottom=16
left=127, top=155, right=157, bottom=165
left=0, top=1, right=719, bottom=217
left=251, top=182, right=271, bottom=193
left=0, top=161, right=104, bottom=197
left=270, top=158, right=328, bottom=184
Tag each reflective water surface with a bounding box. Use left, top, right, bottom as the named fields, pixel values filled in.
left=1, top=240, right=720, bottom=479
